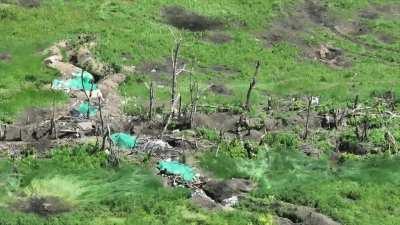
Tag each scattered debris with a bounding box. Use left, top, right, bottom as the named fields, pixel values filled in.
left=314, top=44, right=349, bottom=68
left=191, top=189, right=221, bottom=209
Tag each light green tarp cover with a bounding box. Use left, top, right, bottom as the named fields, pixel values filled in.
left=110, top=133, right=137, bottom=150
left=77, top=102, right=98, bottom=117
left=158, top=161, right=195, bottom=182
left=52, top=71, right=97, bottom=91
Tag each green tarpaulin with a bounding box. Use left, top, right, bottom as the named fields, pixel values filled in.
left=77, top=102, right=98, bottom=117
left=110, top=133, right=137, bottom=150
left=158, top=161, right=196, bottom=182
left=52, top=71, right=97, bottom=91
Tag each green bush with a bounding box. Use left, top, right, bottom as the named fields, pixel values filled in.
left=261, top=132, right=299, bottom=150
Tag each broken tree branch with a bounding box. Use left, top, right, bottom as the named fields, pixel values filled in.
left=245, top=61, right=261, bottom=111
left=162, top=94, right=181, bottom=137
left=303, top=96, right=312, bottom=140
left=149, top=81, right=155, bottom=121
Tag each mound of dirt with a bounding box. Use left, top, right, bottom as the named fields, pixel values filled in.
left=334, top=21, right=369, bottom=36
left=18, top=0, right=40, bottom=8
left=273, top=201, right=341, bottom=225
left=313, top=44, right=350, bottom=68
left=14, top=196, right=71, bottom=217
left=192, top=112, right=239, bottom=131
left=204, top=32, right=232, bottom=44
left=199, top=64, right=241, bottom=77
left=203, top=178, right=254, bottom=203
left=0, top=52, right=11, bottom=62
left=136, top=58, right=186, bottom=84
left=208, top=84, right=232, bottom=96
left=161, top=6, right=223, bottom=31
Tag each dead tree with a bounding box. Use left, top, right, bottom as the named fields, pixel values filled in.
left=189, top=72, right=199, bottom=128
left=49, top=94, right=57, bottom=139
left=171, top=41, right=181, bottom=111
left=361, top=113, right=369, bottom=141
left=244, top=61, right=261, bottom=111
left=162, top=94, right=181, bottom=136
left=162, top=40, right=182, bottom=136
left=106, top=125, right=120, bottom=168
left=149, top=81, right=155, bottom=121
left=303, top=96, right=312, bottom=140
left=81, top=70, right=91, bottom=118
left=98, top=97, right=106, bottom=151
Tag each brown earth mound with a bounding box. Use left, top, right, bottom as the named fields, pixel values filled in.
left=161, top=6, right=223, bottom=31
left=13, top=196, right=71, bottom=217
left=0, top=52, right=11, bottom=62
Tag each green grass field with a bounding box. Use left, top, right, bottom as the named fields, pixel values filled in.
left=0, top=147, right=272, bottom=225
left=1, top=0, right=399, bottom=121
left=1, top=1, right=400, bottom=224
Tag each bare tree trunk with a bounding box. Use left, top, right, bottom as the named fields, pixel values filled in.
left=98, top=97, right=106, bottom=151
left=178, top=95, right=182, bottom=119
left=189, top=72, right=199, bottom=128
left=171, top=41, right=181, bottom=110
left=162, top=94, right=181, bottom=137
left=362, top=114, right=369, bottom=141
left=303, top=96, right=312, bottom=140
left=81, top=70, right=91, bottom=118
left=50, top=95, right=57, bottom=139
left=149, top=81, right=155, bottom=121
left=245, top=61, right=261, bottom=111
left=353, top=95, right=359, bottom=109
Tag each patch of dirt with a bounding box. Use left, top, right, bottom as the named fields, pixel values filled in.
left=262, top=1, right=399, bottom=67
left=204, top=32, right=232, bottom=44
left=203, top=178, right=254, bottom=203
left=377, top=34, right=397, bottom=44
left=4, top=0, right=41, bottom=8
left=337, top=139, right=368, bottom=155
left=199, top=64, right=241, bottom=77
left=192, top=112, right=240, bottom=132
left=0, top=52, right=11, bottom=62
left=333, top=21, right=370, bottom=36
left=272, top=201, right=341, bottom=225
left=373, top=3, right=400, bottom=18
left=359, top=9, right=379, bottom=20
left=261, top=0, right=346, bottom=67
left=311, top=44, right=351, bottom=68
left=13, top=196, right=71, bottom=217
left=136, top=58, right=186, bottom=84
left=208, top=84, right=232, bottom=96
left=161, top=6, right=224, bottom=31
left=14, top=107, right=52, bottom=126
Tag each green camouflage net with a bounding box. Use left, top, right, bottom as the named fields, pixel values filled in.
left=158, top=161, right=196, bottom=182
left=52, top=71, right=97, bottom=91
left=77, top=102, right=98, bottom=117
left=110, top=133, right=137, bottom=150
